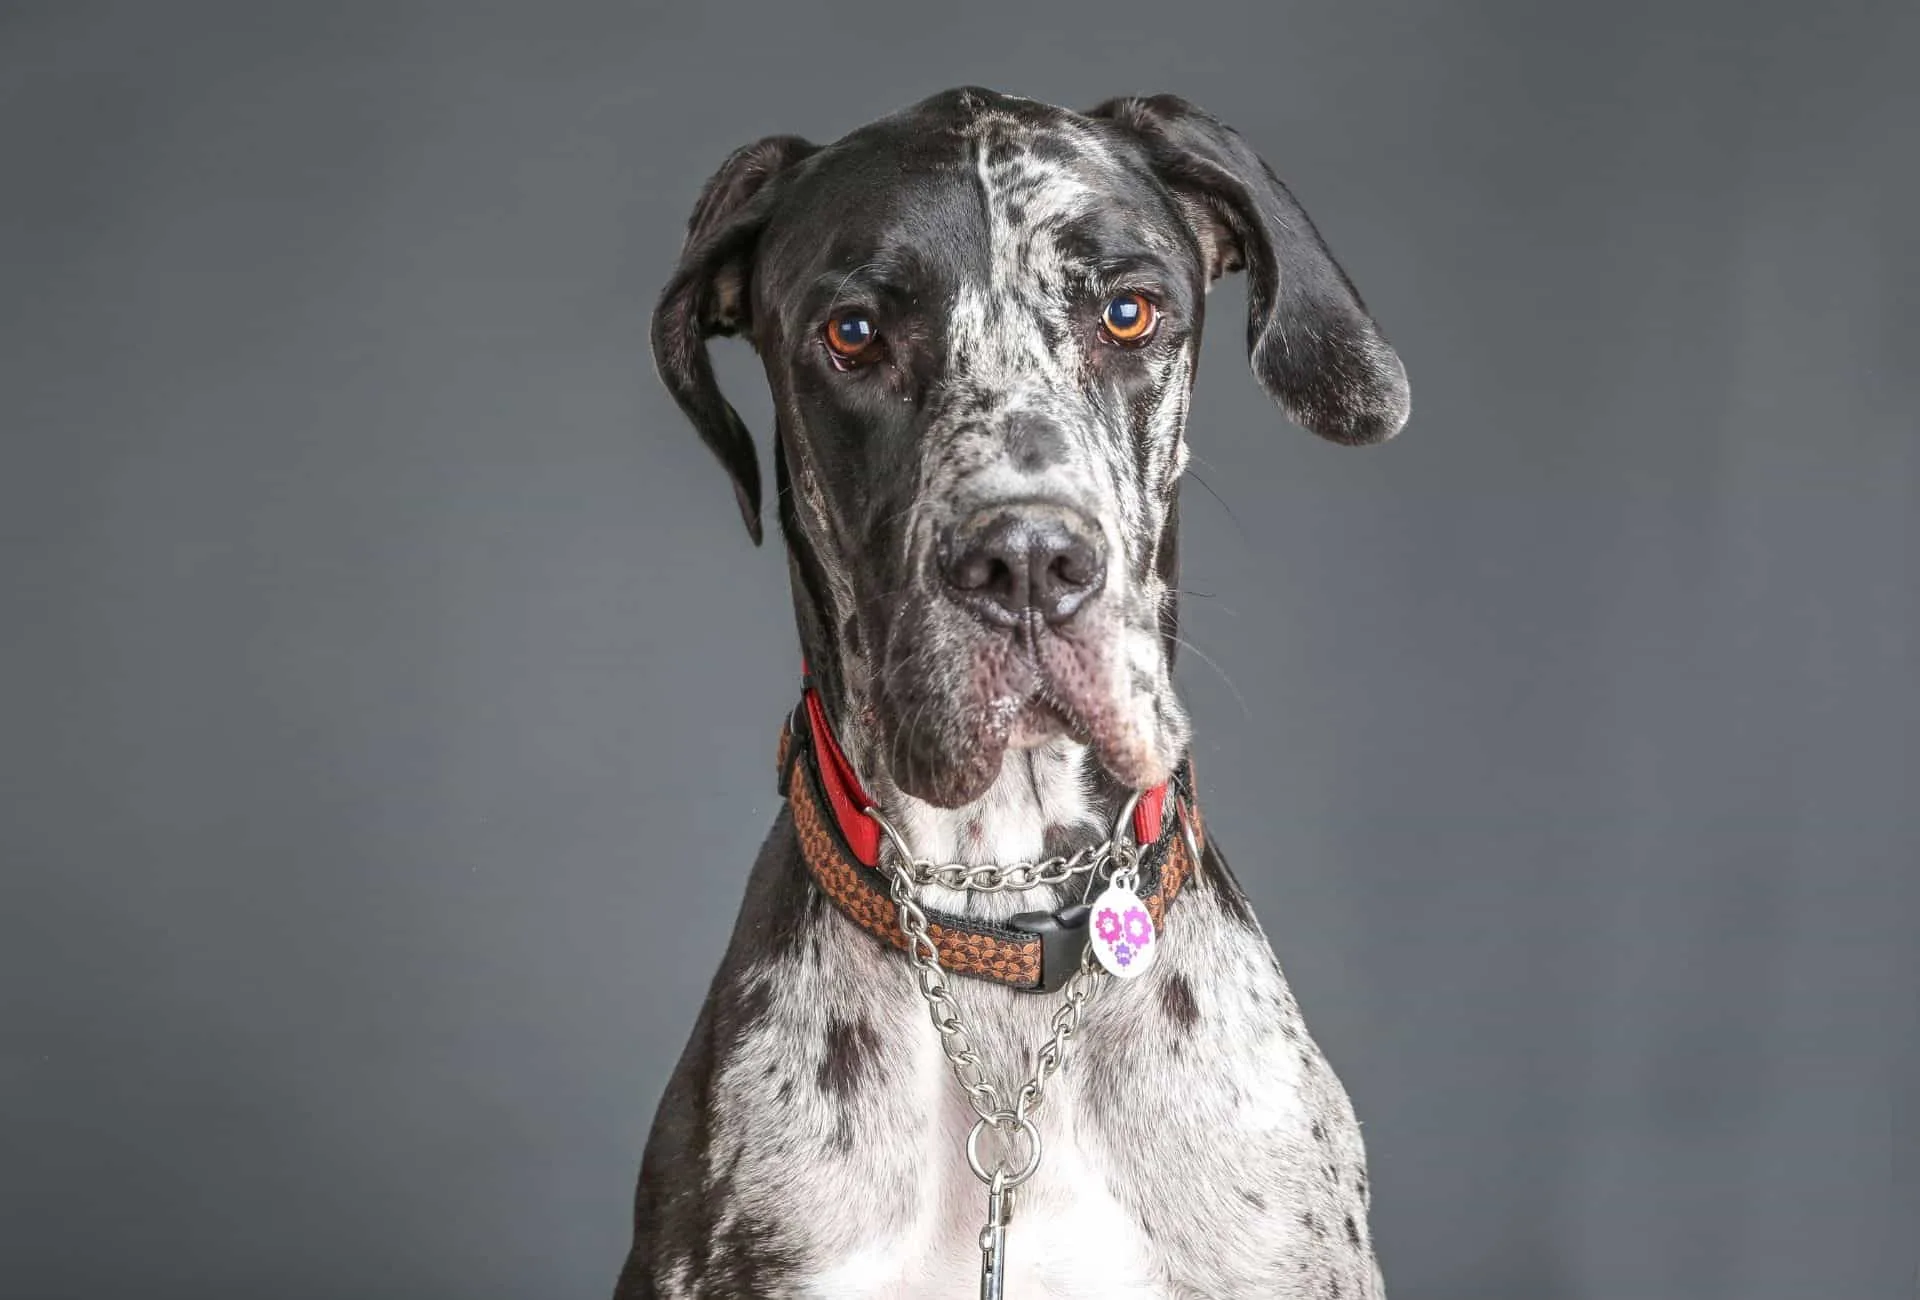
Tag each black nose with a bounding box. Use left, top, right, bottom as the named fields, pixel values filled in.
left=942, top=503, right=1107, bottom=627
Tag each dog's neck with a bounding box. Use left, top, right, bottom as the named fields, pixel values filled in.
left=838, top=715, right=1123, bottom=924
left=877, top=737, right=1108, bottom=867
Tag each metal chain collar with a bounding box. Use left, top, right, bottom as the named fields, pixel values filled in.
left=865, top=792, right=1146, bottom=1191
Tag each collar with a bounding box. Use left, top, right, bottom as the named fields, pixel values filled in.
left=776, top=679, right=1205, bottom=992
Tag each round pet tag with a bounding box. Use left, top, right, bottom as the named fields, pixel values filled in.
left=1087, top=882, right=1156, bottom=978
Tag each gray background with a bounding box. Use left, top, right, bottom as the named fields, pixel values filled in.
left=2, top=2, right=1913, bottom=1297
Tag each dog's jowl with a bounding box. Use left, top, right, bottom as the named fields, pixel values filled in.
left=617, top=88, right=1409, bottom=1299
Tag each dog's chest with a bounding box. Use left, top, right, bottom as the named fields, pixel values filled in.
left=700, top=879, right=1380, bottom=1300
left=802, top=1115, right=1168, bottom=1300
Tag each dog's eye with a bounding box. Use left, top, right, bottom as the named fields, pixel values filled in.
left=824, top=315, right=879, bottom=363
left=1099, top=293, right=1158, bottom=345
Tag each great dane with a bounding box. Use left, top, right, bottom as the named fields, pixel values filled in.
left=615, top=87, right=1410, bottom=1299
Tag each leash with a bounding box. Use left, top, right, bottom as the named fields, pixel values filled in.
left=778, top=679, right=1205, bottom=1297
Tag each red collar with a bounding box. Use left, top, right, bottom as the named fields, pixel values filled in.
left=778, top=679, right=1202, bottom=992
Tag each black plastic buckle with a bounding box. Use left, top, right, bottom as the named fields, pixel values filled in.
left=1008, top=903, right=1091, bottom=994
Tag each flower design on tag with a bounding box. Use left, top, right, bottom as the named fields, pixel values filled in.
left=1088, top=884, right=1157, bottom=978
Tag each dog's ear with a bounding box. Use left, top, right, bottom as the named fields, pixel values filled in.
left=652, top=135, right=819, bottom=543
left=1087, top=95, right=1409, bottom=445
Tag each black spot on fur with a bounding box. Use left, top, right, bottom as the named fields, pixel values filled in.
left=726, top=981, right=772, bottom=1039
left=1022, top=131, right=1083, bottom=168
left=776, top=1078, right=793, bottom=1103
left=1358, top=1171, right=1369, bottom=1205
left=1160, top=972, right=1200, bottom=1029
left=1301, top=1210, right=1325, bottom=1239
left=705, top=1213, right=800, bottom=1296
left=1238, top=1187, right=1266, bottom=1210
left=818, top=1017, right=882, bottom=1100
left=1311, top=1120, right=1327, bottom=1142
left=1345, top=1213, right=1362, bottom=1248
left=751, top=834, right=822, bottom=962
left=1041, top=822, right=1080, bottom=856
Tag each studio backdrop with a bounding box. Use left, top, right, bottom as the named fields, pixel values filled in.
left=2, top=3, right=1913, bottom=1299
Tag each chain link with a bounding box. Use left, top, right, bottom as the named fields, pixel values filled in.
left=869, top=790, right=1144, bottom=898
left=870, top=796, right=1143, bottom=1188
left=906, top=844, right=1106, bottom=894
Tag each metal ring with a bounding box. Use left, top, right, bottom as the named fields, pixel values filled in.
left=1178, top=797, right=1202, bottom=872
left=965, top=1112, right=1042, bottom=1188
left=1111, top=787, right=1145, bottom=849
left=864, top=805, right=919, bottom=869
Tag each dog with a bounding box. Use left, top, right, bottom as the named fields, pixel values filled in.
left=615, top=87, right=1410, bottom=1299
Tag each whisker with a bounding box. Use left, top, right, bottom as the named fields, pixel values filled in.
left=823, top=262, right=882, bottom=317
left=1168, top=632, right=1252, bottom=721
left=1183, top=463, right=1250, bottom=550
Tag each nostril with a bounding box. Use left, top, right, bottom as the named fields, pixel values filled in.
left=952, top=556, right=1017, bottom=606
left=950, top=551, right=1000, bottom=593
left=1049, top=545, right=1097, bottom=591
left=980, top=557, right=1016, bottom=604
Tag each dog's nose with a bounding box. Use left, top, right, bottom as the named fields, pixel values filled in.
left=942, top=503, right=1107, bottom=627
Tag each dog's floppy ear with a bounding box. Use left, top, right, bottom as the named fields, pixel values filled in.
left=1088, top=95, right=1409, bottom=445
left=652, top=135, right=819, bottom=543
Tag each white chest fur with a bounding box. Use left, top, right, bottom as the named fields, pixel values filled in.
left=801, top=1121, right=1161, bottom=1300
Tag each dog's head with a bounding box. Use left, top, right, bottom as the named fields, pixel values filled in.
left=655, top=89, right=1407, bottom=809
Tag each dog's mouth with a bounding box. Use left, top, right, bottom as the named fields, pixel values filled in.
left=1007, top=693, right=1078, bottom=749
left=870, top=606, right=1176, bottom=808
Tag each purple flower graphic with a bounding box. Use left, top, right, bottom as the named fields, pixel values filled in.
left=1095, top=908, right=1123, bottom=943
left=1113, top=942, right=1134, bottom=966
left=1124, top=907, right=1153, bottom=947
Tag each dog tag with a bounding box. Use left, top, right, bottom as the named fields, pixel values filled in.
left=1087, top=882, right=1156, bottom=978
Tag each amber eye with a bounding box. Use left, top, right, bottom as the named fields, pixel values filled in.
left=1099, top=293, right=1157, bottom=344
left=824, top=314, right=878, bottom=362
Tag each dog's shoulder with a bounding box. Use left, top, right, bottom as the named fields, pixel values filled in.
left=1064, top=844, right=1381, bottom=1297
